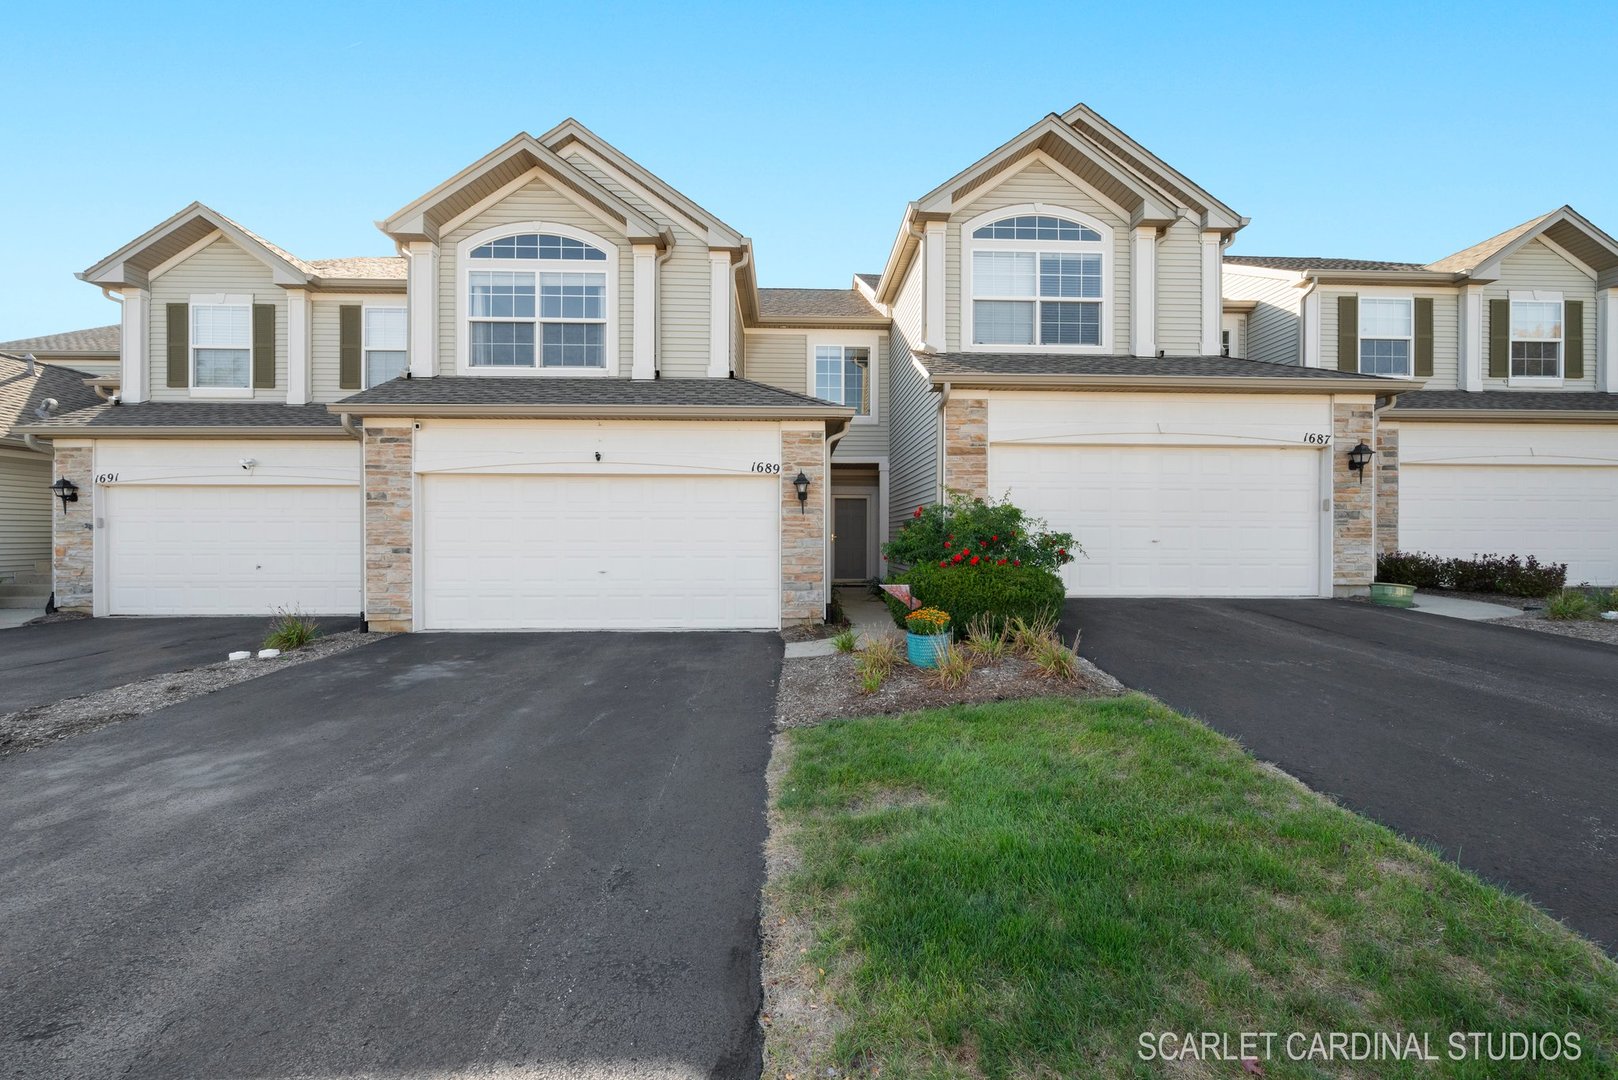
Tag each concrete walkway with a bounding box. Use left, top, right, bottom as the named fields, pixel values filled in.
left=782, top=587, right=894, bottom=658
left=1410, top=593, right=1522, bottom=620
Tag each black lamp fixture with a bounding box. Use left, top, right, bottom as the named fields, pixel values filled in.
left=792, top=470, right=811, bottom=513
left=50, top=477, right=79, bottom=512
left=1346, top=440, right=1375, bottom=484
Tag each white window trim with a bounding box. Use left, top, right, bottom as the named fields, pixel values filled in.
left=960, top=203, right=1113, bottom=354
left=1507, top=289, right=1565, bottom=387
left=454, top=220, right=619, bottom=377
left=188, top=292, right=254, bottom=399
left=805, top=331, right=881, bottom=424
left=1357, top=295, right=1414, bottom=379
left=361, top=302, right=409, bottom=389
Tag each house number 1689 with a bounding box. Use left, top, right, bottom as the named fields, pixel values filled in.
left=751, top=462, right=782, bottom=474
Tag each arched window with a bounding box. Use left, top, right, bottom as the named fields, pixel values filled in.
left=458, top=225, right=615, bottom=372
left=964, top=207, right=1110, bottom=350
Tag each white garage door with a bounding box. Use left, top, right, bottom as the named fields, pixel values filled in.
left=993, top=445, right=1323, bottom=596
left=105, top=485, right=362, bottom=615
left=1402, top=465, right=1618, bottom=585
left=422, top=473, right=779, bottom=630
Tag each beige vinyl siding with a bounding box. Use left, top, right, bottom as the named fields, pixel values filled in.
left=1224, top=267, right=1305, bottom=366
left=1481, top=239, right=1598, bottom=391
left=437, top=175, right=634, bottom=377
left=37, top=356, right=119, bottom=378
left=0, top=450, right=51, bottom=575
left=311, top=294, right=406, bottom=401
left=148, top=236, right=285, bottom=401
left=834, top=332, right=890, bottom=460
left=945, top=160, right=1130, bottom=352
left=1318, top=286, right=1460, bottom=387
left=742, top=332, right=806, bottom=390
left=731, top=294, right=744, bottom=377
left=886, top=262, right=937, bottom=540
left=1155, top=218, right=1203, bottom=355
left=560, top=149, right=716, bottom=379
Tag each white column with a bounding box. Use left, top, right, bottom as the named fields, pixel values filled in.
left=406, top=241, right=438, bottom=377
left=632, top=243, right=658, bottom=380
left=924, top=221, right=947, bottom=350
left=1131, top=225, right=1157, bottom=357
left=1302, top=288, right=1321, bottom=368
left=1599, top=287, right=1618, bottom=394
left=708, top=250, right=732, bottom=378
left=1199, top=231, right=1222, bottom=355
left=1458, top=284, right=1484, bottom=391
left=119, top=286, right=148, bottom=403
left=285, top=288, right=311, bottom=404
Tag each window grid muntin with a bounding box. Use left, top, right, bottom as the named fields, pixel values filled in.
left=1357, top=297, right=1413, bottom=377
left=191, top=302, right=252, bottom=388
left=972, top=214, right=1101, bottom=242
left=362, top=306, right=407, bottom=387
left=1509, top=300, right=1563, bottom=379
left=969, top=214, right=1106, bottom=348
left=469, top=233, right=606, bottom=261
left=467, top=256, right=607, bottom=369
left=813, top=345, right=870, bottom=415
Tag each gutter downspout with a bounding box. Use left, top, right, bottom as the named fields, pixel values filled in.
left=726, top=243, right=752, bottom=378
left=22, top=433, right=48, bottom=455
left=822, top=417, right=850, bottom=622
left=935, top=380, right=951, bottom=502
left=339, top=413, right=362, bottom=440
left=652, top=232, right=678, bottom=379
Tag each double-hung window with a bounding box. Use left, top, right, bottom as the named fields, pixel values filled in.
left=465, top=230, right=610, bottom=371
left=968, top=213, right=1106, bottom=348
left=363, top=306, right=408, bottom=387
left=1510, top=297, right=1563, bottom=379
left=1358, top=297, right=1413, bottom=376
left=191, top=296, right=253, bottom=390
left=813, top=345, right=871, bottom=416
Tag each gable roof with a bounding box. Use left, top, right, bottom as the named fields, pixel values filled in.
left=756, top=288, right=885, bottom=325
left=0, top=324, right=120, bottom=356
left=0, top=354, right=105, bottom=445
left=378, top=131, right=663, bottom=245
left=1225, top=256, right=1426, bottom=272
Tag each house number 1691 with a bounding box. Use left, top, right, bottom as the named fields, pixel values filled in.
left=751, top=462, right=782, bottom=474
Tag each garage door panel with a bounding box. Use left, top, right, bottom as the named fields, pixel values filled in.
left=423, top=474, right=778, bottom=630
left=106, top=485, right=361, bottom=615
left=993, top=445, right=1322, bottom=597
left=1402, top=465, right=1618, bottom=585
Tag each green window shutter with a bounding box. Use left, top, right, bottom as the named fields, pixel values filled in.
left=338, top=305, right=362, bottom=389
left=252, top=304, right=276, bottom=389
left=1336, top=295, right=1358, bottom=372
left=1413, top=297, right=1434, bottom=377
left=1564, top=300, right=1584, bottom=379
left=166, top=303, right=189, bottom=387
left=1488, top=298, right=1510, bottom=378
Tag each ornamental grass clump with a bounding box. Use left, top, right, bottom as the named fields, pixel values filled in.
left=831, top=627, right=859, bottom=653
left=963, top=613, right=1010, bottom=661
left=1546, top=590, right=1596, bottom=621
left=1029, top=633, right=1081, bottom=680
left=263, top=608, right=321, bottom=652
left=854, top=633, right=904, bottom=694
left=928, top=641, right=974, bottom=689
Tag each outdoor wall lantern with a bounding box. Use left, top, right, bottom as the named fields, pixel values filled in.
left=792, top=470, right=811, bottom=513
left=1346, top=441, right=1375, bottom=484
left=51, top=477, right=79, bottom=511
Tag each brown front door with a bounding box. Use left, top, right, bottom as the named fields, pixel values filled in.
left=833, top=497, right=870, bottom=582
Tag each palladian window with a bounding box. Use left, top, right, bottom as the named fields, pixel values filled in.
left=967, top=212, right=1107, bottom=348
left=465, top=231, right=609, bottom=369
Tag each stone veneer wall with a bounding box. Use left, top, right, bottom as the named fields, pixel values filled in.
left=1332, top=399, right=1376, bottom=592
left=52, top=443, right=94, bottom=612
left=780, top=426, right=826, bottom=625
left=1375, top=421, right=1399, bottom=557
left=943, top=396, right=988, bottom=498
left=364, top=422, right=414, bottom=632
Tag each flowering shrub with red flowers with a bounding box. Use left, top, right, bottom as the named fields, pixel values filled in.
left=884, top=493, right=1079, bottom=573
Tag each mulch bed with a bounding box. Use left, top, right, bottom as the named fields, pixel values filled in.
left=0, top=630, right=386, bottom=758
left=776, top=649, right=1124, bottom=729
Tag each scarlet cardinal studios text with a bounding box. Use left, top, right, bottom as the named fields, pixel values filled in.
left=1138, top=1030, right=1582, bottom=1064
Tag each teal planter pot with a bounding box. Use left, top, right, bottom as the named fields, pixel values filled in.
left=907, top=631, right=951, bottom=668
left=1370, top=582, right=1417, bottom=608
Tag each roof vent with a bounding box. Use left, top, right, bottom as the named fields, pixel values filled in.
left=33, top=396, right=59, bottom=420
left=24, top=352, right=37, bottom=376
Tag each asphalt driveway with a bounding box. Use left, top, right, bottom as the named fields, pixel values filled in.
left=1064, top=598, right=1618, bottom=951
left=1, top=631, right=780, bottom=1079
left=0, top=615, right=359, bottom=715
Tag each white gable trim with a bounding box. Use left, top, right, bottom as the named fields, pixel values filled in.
left=147, top=229, right=225, bottom=282
left=558, top=142, right=710, bottom=242
left=438, top=166, right=631, bottom=241
left=949, top=149, right=1135, bottom=221
left=1532, top=235, right=1598, bottom=280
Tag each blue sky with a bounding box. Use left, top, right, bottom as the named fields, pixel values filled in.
left=2, top=0, right=1614, bottom=338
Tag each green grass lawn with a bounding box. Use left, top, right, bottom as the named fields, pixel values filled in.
left=769, top=696, right=1617, bottom=1079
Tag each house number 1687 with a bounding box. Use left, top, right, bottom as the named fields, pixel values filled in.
left=1301, top=433, right=1330, bottom=445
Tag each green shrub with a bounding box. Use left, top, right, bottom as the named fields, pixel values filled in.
left=264, top=608, right=321, bottom=652
left=830, top=628, right=859, bottom=653
left=884, top=562, right=1065, bottom=639
left=1375, top=551, right=1566, bottom=598
left=1546, top=590, right=1595, bottom=621
left=884, top=492, right=1078, bottom=573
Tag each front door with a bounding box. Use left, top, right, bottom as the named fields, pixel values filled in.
left=833, top=496, right=870, bottom=582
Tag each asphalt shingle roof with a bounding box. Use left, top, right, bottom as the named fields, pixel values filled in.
left=309, top=257, right=408, bottom=280
left=1, top=355, right=114, bottom=442
left=854, top=273, right=881, bottom=289
left=756, top=288, right=884, bottom=321
left=921, top=352, right=1395, bottom=382
left=339, top=375, right=848, bottom=411
left=1390, top=390, right=1618, bottom=413
left=0, top=325, right=121, bottom=355
left=21, top=402, right=344, bottom=431
left=1223, top=256, right=1428, bottom=272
